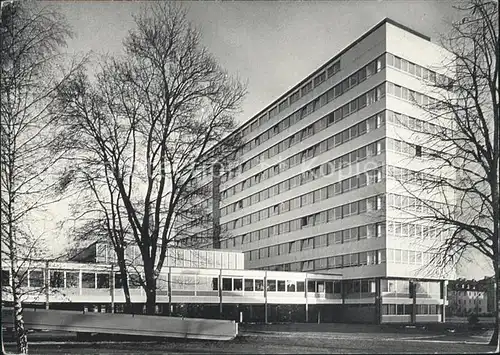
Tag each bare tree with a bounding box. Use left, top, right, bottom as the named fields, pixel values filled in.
left=386, top=0, right=498, bottom=348
left=0, top=1, right=83, bottom=353
left=55, top=3, right=245, bottom=315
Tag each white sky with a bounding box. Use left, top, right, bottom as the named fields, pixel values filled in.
left=39, top=0, right=492, bottom=279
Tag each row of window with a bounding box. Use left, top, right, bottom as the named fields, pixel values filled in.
left=229, top=83, right=386, bottom=184
left=242, top=222, right=385, bottom=262
left=225, top=55, right=381, bottom=169
left=195, top=51, right=450, bottom=185
left=382, top=304, right=441, bottom=315
left=241, top=60, right=340, bottom=137
left=386, top=193, right=449, bottom=215
left=0, top=270, right=131, bottom=289
left=387, top=165, right=454, bottom=188
left=222, top=165, right=383, bottom=232
left=224, top=195, right=385, bottom=251
left=382, top=279, right=441, bottom=297
left=456, top=298, right=482, bottom=305
left=387, top=137, right=452, bottom=164
left=220, top=137, right=386, bottom=233
left=192, top=49, right=450, bottom=200
left=209, top=277, right=338, bottom=293
left=386, top=109, right=453, bottom=138
left=216, top=193, right=386, bottom=251
left=386, top=220, right=450, bottom=241
left=386, top=248, right=428, bottom=265
left=386, top=52, right=452, bottom=89
left=386, top=81, right=438, bottom=108
left=257, top=249, right=386, bottom=272
left=221, top=111, right=386, bottom=214
left=221, top=120, right=384, bottom=220
left=196, top=72, right=440, bottom=198
left=191, top=54, right=380, bottom=187
left=189, top=78, right=441, bottom=223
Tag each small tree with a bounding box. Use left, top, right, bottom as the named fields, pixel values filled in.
left=55, top=3, right=245, bottom=315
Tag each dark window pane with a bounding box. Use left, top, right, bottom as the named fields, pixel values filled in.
left=326, top=282, right=334, bottom=293
left=82, top=272, right=95, bottom=288
left=267, top=279, right=276, bottom=292
left=222, top=278, right=232, bottom=291
left=1, top=270, right=10, bottom=287
left=29, top=270, right=44, bottom=288
left=97, top=274, right=109, bottom=288
left=296, top=281, right=305, bottom=292
left=114, top=273, right=123, bottom=289
left=278, top=280, right=286, bottom=292
left=50, top=271, right=64, bottom=288
left=66, top=272, right=79, bottom=288
left=255, top=279, right=264, bottom=291
left=212, top=277, right=219, bottom=291
left=307, top=281, right=315, bottom=292
left=234, top=278, right=243, bottom=291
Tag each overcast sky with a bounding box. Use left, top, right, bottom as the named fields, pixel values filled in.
left=42, top=0, right=492, bottom=279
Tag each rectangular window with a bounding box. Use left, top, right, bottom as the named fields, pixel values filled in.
left=301, top=82, right=313, bottom=96
left=314, top=72, right=326, bottom=87
left=212, top=278, right=219, bottom=291
left=222, top=278, right=232, bottom=291
left=234, top=278, right=243, bottom=291
left=82, top=273, right=95, bottom=288
left=277, top=280, right=286, bottom=292
left=66, top=272, right=79, bottom=288
left=97, top=274, right=109, bottom=288
left=267, top=279, right=277, bottom=292
left=50, top=271, right=64, bottom=288
left=244, top=279, right=254, bottom=291
left=290, top=91, right=300, bottom=104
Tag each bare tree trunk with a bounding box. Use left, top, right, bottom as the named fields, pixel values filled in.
left=490, top=261, right=499, bottom=348
left=10, top=258, right=28, bottom=354
left=144, top=265, right=157, bottom=315
left=13, top=296, right=28, bottom=354
left=145, top=287, right=157, bottom=316
left=115, top=250, right=133, bottom=313
left=145, top=275, right=157, bottom=316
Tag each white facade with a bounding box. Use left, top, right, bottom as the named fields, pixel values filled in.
left=197, top=20, right=455, bottom=279
left=181, top=19, right=457, bottom=322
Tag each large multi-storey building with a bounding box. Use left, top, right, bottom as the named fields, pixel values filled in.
left=183, top=18, right=457, bottom=323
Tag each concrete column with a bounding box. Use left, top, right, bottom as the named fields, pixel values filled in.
left=219, top=269, right=223, bottom=318
left=168, top=267, right=172, bottom=316
left=375, top=278, right=382, bottom=324
left=441, top=280, right=447, bottom=322
left=305, top=277, right=308, bottom=323
left=79, top=270, right=82, bottom=296
left=411, top=280, right=417, bottom=324
left=110, top=264, right=115, bottom=313
left=212, top=162, right=221, bottom=249
left=45, top=261, right=50, bottom=310
left=264, top=271, right=268, bottom=323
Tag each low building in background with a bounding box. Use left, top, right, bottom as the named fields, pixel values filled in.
left=477, top=276, right=495, bottom=314
left=447, top=279, right=488, bottom=316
